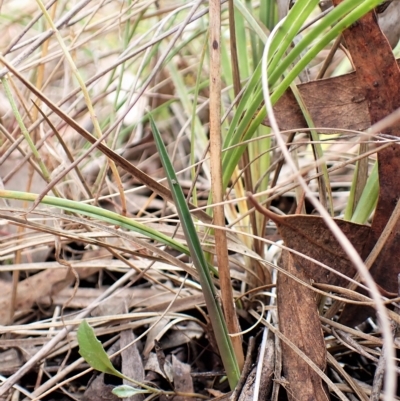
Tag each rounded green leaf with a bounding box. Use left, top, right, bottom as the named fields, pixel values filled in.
left=77, top=320, right=123, bottom=378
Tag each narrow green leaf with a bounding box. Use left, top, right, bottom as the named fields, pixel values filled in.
left=0, top=189, right=189, bottom=256
left=112, top=385, right=151, bottom=398
left=77, top=320, right=123, bottom=378
left=149, top=116, right=240, bottom=389
left=351, top=162, right=379, bottom=224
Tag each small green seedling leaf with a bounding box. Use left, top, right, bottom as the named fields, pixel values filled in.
left=77, top=320, right=123, bottom=378
left=112, top=385, right=151, bottom=398
left=78, top=321, right=158, bottom=394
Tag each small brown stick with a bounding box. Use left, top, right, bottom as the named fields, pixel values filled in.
left=316, top=34, right=342, bottom=79
left=370, top=341, right=389, bottom=401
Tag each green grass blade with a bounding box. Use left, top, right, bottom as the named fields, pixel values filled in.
left=149, top=115, right=240, bottom=389
left=351, top=162, right=379, bottom=224
left=0, top=189, right=189, bottom=255
left=220, top=0, right=381, bottom=194
left=269, top=0, right=381, bottom=98
left=260, top=0, right=276, bottom=31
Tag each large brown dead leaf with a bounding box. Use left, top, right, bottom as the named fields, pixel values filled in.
left=248, top=197, right=370, bottom=399
left=330, top=1, right=400, bottom=326
left=264, top=60, right=400, bottom=132
left=249, top=201, right=370, bottom=287
left=270, top=71, right=371, bottom=132
left=278, top=251, right=329, bottom=401
left=260, top=3, right=400, bottom=326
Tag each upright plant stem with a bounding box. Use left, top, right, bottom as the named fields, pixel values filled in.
left=209, top=0, right=244, bottom=370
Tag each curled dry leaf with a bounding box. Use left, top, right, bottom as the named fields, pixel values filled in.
left=171, top=355, right=194, bottom=401
left=144, top=352, right=173, bottom=382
